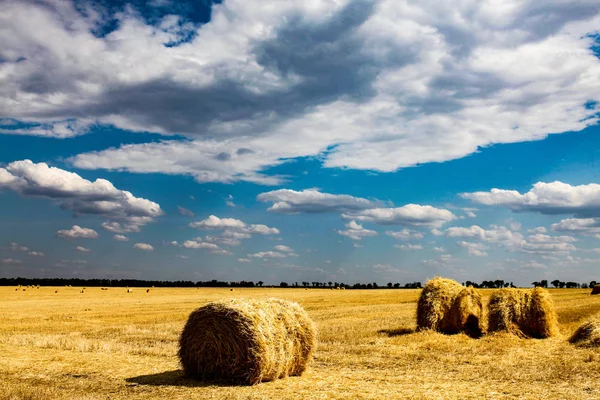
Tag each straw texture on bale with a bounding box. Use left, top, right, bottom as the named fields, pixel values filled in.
left=179, top=297, right=317, bottom=385
left=416, top=277, right=484, bottom=338
left=569, top=316, right=600, bottom=347
left=487, top=287, right=559, bottom=338
left=591, top=285, right=600, bottom=295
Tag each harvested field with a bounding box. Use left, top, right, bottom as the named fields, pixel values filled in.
left=1, top=287, right=600, bottom=399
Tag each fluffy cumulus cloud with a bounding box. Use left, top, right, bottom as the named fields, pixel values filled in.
left=257, top=189, right=375, bottom=214
left=395, top=244, right=423, bottom=250
left=75, top=246, right=91, bottom=252
left=133, top=243, right=154, bottom=251
left=446, top=224, right=579, bottom=255
left=188, top=215, right=279, bottom=247
left=456, top=241, right=488, bottom=257
left=56, top=225, right=99, bottom=239
left=343, top=205, right=455, bottom=227
left=462, top=182, right=600, bottom=218
left=1, top=1, right=596, bottom=183
left=445, top=225, right=522, bottom=244
left=337, top=220, right=378, bottom=241
left=551, top=218, right=600, bottom=236
left=113, top=234, right=129, bottom=242
left=0, top=160, right=163, bottom=231
left=248, top=251, right=287, bottom=259
left=385, top=229, right=424, bottom=241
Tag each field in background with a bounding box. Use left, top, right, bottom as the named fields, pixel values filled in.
left=1, top=286, right=600, bottom=400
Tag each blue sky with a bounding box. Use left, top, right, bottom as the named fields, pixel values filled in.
left=1, top=0, right=600, bottom=286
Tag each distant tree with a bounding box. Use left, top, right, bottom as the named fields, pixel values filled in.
left=328, top=281, right=332, bottom=288
left=504, top=282, right=510, bottom=288
left=540, top=280, right=548, bottom=288
left=280, top=282, right=289, bottom=287
left=582, top=283, right=589, bottom=289
left=393, top=283, right=400, bottom=288
left=590, top=281, right=597, bottom=288
left=373, top=282, right=378, bottom=289
left=387, top=282, right=393, bottom=288
left=494, top=279, right=505, bottom=289
left=566, top=282, right=579, bottom=289
left=551, top=280, right=560, bottom=288
left=532, top=281, right=541, bottom=287
left=257, top=281, right=263, bottom=287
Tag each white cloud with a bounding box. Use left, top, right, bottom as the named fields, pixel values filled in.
left=188, top=215, right=279, bottom=248
left=462, top=181, right=600, bottom=218
left=343, top=204, right=456, bottom=227
left=433, top=246, right=445, bottom=253
left=181, top=239, right=220, bottom=250
left=551, top=218, right=600, bottom=235
left=56, top=225, right=99, bottom=239
left=395, top=244, right=423, bottom=250
left=257, top=189, right=375, bottom=214
left=75, top=246, right=91, bottom=253
left=28, top=251, right=44, bottom=257
left=8, top=242, right=29, bottom=252
left=445, top=225, right=522, bottom=244
left=113, top=234, right=129, bottom=242
left=226, top=194, right=236, bottom=208
left=274, top=245, right=294, bottom=253
left=527, top=234, right=576, bottom=244
left=337, top=220, right=378, bottom=241
left=133, top=243, right=154, bottom=251
left=28, top=1, right=595, bottom=183
left=528, top=226, right=547, bottom=234
left=0, top=160, right=162, bottom=230
left=248, top=251, right=287, bottom=259
left=456, top=241, right=488, bottom=257
left=385, top=229, right=424, bottom=241
left=190, top=215, right=246, bottom=229
left=238, top=258, right=251, bottom=263
left=2, top=258, right=22, bottom=264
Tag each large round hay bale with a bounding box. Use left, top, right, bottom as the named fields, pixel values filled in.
left=179, top=298, right=317, bottom=385
left=591, top=285, right=600, bottom=295
left=487, top=287, right=559, bottom=338
left=416, top=277, right=483, bottom=337
left=569, top=316, right=600, bottom=347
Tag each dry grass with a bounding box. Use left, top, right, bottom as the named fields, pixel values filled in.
left=416, top=278, right=483, bottom=337
left=179, top=298, right=316, bottom=385
left=488, top=287, right=559, bottom=338
left=1, top=286, right=600, bottom=399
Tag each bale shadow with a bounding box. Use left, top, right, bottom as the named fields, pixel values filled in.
left=378, top=327, right=415, bottom=337
left=126, top=370, right=244, bottom=388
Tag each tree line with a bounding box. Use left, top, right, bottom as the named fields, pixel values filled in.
left=0, top=277, right=596, bottom=289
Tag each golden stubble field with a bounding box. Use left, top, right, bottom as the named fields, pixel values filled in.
left=1, top=286, right=600, bottom=400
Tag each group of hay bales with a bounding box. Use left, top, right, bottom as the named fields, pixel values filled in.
left=176, top=277, right=596, bottom=386
left=416, top=278, right=484, bottom=338
left=416, top=277, right=559, bottom=339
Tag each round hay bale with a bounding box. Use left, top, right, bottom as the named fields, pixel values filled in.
left=487, top=287, right=559, bottom=338
left=569, top=316, right=600, bottom=347
left=179, top=297, right=317, bottom=385
left=591, top=285, right=600, bottom=295
left=230, top=288, right=234, bottom=292
left=416, top=277, right=483, bottom=337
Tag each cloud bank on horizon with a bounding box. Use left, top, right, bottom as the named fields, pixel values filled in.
left=0, top=0, right=600, bottom=285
